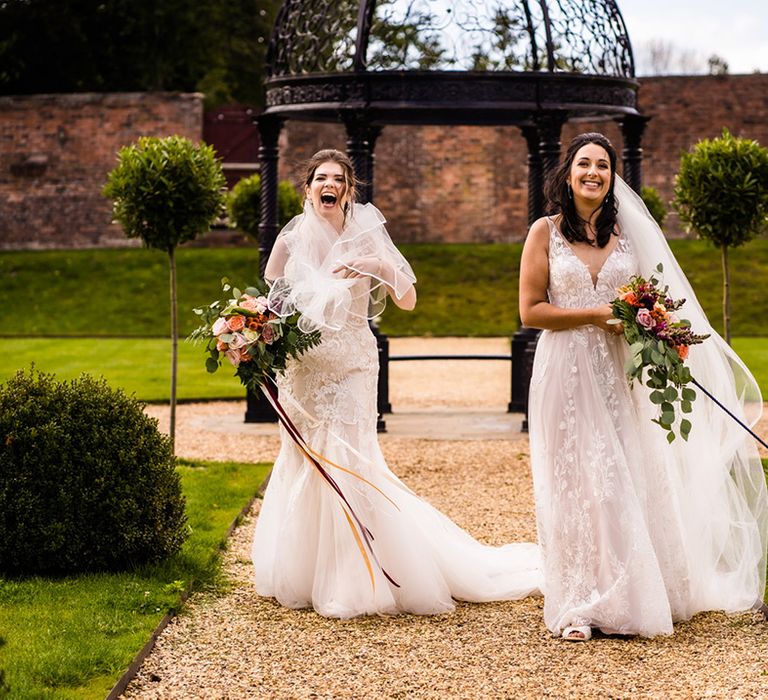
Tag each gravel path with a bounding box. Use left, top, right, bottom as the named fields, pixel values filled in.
left=129, top=339, right=768, bottom=699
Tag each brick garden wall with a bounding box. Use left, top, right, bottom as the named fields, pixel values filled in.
left=0, top=92, right=203, bottom=249
left=2, top=75, right=768, bottom=248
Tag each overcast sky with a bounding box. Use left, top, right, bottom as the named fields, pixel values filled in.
left=616, top=0, right=768, bottom=74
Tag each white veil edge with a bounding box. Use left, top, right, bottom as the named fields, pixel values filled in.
left=266, top=202, right=416, bottom=333
left=615, top=176, right=768, bottom=609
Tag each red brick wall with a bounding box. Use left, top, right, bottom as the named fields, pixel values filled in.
left=3, top=75, right=767, bottom=248
left=636, top=74, right=768, bottom=236
left=0, top=92, right=203, bottom=249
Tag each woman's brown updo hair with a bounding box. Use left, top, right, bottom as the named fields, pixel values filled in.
left=544, top=132, right=619, bottom=248
left=301, top=149, right=360, bottom=226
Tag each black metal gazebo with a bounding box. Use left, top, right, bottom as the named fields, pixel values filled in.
left=252, top=0, right=648, bottom=424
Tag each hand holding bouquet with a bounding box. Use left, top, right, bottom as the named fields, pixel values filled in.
left=610, top=264, right=709, bottom=442
left=189, top=278, right=321, bottom=392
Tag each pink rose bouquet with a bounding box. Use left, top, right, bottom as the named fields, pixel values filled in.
left=189, top=278, right=321, bottom=392
left=610, top=264, right=709, bottom=442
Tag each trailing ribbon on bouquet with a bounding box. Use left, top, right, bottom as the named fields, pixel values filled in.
left=261, top=380, right=400, bottom=592
left=691, top=378, right=768, bottom=450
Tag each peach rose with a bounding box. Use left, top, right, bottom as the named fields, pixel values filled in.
left=239, top=346, right=252, bottom=363
left=226, top=314, right=245, bottom=332
left=216, top=339, right=228, bottom=352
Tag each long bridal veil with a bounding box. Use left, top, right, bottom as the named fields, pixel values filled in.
left=615, top=176, right=768, bottom=612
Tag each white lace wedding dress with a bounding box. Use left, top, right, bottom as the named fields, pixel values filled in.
left=528, top=216, right=767, bottom=637
left=251, top=203, right=541, bottom=618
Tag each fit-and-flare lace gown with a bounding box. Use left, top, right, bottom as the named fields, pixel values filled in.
left=528, top=218, right=767, bottom=637
left=251, top=209, right=541, bottom=618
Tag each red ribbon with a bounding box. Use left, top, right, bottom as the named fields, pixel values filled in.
left=261, top=380, right=399, bottom=590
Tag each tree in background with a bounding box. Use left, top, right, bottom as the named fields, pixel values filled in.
left=673, top=129, right=768, bottom=344
left=103, top=136, right=225, bottom=448
left=641, top=186, right=667, bottom=229
left=0, top=0, right=281, bottom=107
left=227, top=174, right=303, bottom=242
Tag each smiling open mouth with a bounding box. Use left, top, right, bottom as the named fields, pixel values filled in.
left=320, top=192, right=337, bottom=205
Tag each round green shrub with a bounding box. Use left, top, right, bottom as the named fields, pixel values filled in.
left=227, top=174, right=303, bottom=240
left=641, top=185, right=667, bottom=230
left=0, top=368, right=187, bottom=576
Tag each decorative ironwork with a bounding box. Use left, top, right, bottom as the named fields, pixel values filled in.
left=268, top=1, right=635, bottom=79
left=268, top=0, right=359, bottom=76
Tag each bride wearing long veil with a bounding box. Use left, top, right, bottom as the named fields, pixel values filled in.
left=251, top=149, right=541, bottom=618
left=520, top=132, right=768, bottom=640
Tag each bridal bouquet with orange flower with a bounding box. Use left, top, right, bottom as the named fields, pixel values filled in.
left=189, top=278, right=321, bottom=392
left=610, top=264, right=709, bottom=442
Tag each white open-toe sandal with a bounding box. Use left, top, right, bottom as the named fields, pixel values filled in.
left=562, top=625, right=592, bottom=642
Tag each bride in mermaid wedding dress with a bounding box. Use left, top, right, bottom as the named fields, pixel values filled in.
left=251, top=149, right=541, bottom=618
left=520, top=133, right=767, bottom=641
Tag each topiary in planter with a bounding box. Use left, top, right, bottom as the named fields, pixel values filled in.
left=0, top=368, right=187, bottom=576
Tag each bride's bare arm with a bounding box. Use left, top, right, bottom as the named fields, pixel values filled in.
left=264, top=238, right=289, bottom=283
left=519, top=218, right=615, bottom=331
left=332, top=257, right=417, bottom=311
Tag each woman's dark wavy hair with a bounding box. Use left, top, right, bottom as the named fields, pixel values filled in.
left=544, top=132, right=618, bottom=248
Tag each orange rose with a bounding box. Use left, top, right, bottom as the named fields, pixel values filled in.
left=239, top=347, right=252, bottom=363
left=677, top=345, right=689, bottom=360
left=226, top=315, right=246, bottom=332
left=216, top=339, right=228, bottom=352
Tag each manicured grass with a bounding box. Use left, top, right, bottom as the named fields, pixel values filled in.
left=2, top=240, right=767, bottom=337
left=0, top=338, right=247, bottom=402
left=0, top=459, right=270, bottom=699
left=1, top=335, right=767, bottom=402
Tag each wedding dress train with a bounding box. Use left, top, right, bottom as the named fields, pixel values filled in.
left=252, top=203, right=541, bottom=618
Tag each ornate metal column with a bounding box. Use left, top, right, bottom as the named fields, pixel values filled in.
left=521, top=124, right=544, bottom=225
left=344, top=113, right=390, bottom=433
left=245, top=113, right=283, bottom=423
left=510, top=114, right=565, bottom=425
left=619, top=114, right=651, bottom=194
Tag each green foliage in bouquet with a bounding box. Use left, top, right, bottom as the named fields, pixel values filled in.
left=673, top=129, right=768, bottom=344
left=611, top=264, right=709, bottom=443
left=227, top=174, right=303, bottom=241
left=0, top=368, right=187, bottom=575
left=190, top=278, right=321, bottom=393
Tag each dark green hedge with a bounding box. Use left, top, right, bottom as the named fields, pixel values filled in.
left=0, top=368, right=187, bottom=575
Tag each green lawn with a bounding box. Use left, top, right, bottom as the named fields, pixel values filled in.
left=0, top=459, right=270, bottom=699
left=2, top=240, right=767, bottom=338
left=1, top=336, right=766, bottom=402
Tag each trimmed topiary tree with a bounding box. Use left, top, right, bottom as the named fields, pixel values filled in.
left=641, top=185, right=667, bottom=230
left=227, top=174, right=302, bottom=241
left=103, top=136, right=225, bottom=449
left=0, top=368, right=187, bottom=575
left=673, top=129, right=768, bottom=344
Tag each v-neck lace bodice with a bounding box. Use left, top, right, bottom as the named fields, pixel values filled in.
left=546, top=217, right=636, bottom=307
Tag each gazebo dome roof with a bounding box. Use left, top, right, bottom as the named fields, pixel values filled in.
left=264, top=0, right=638, bottom=124
left=269, top=0, right=634, bottom=78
